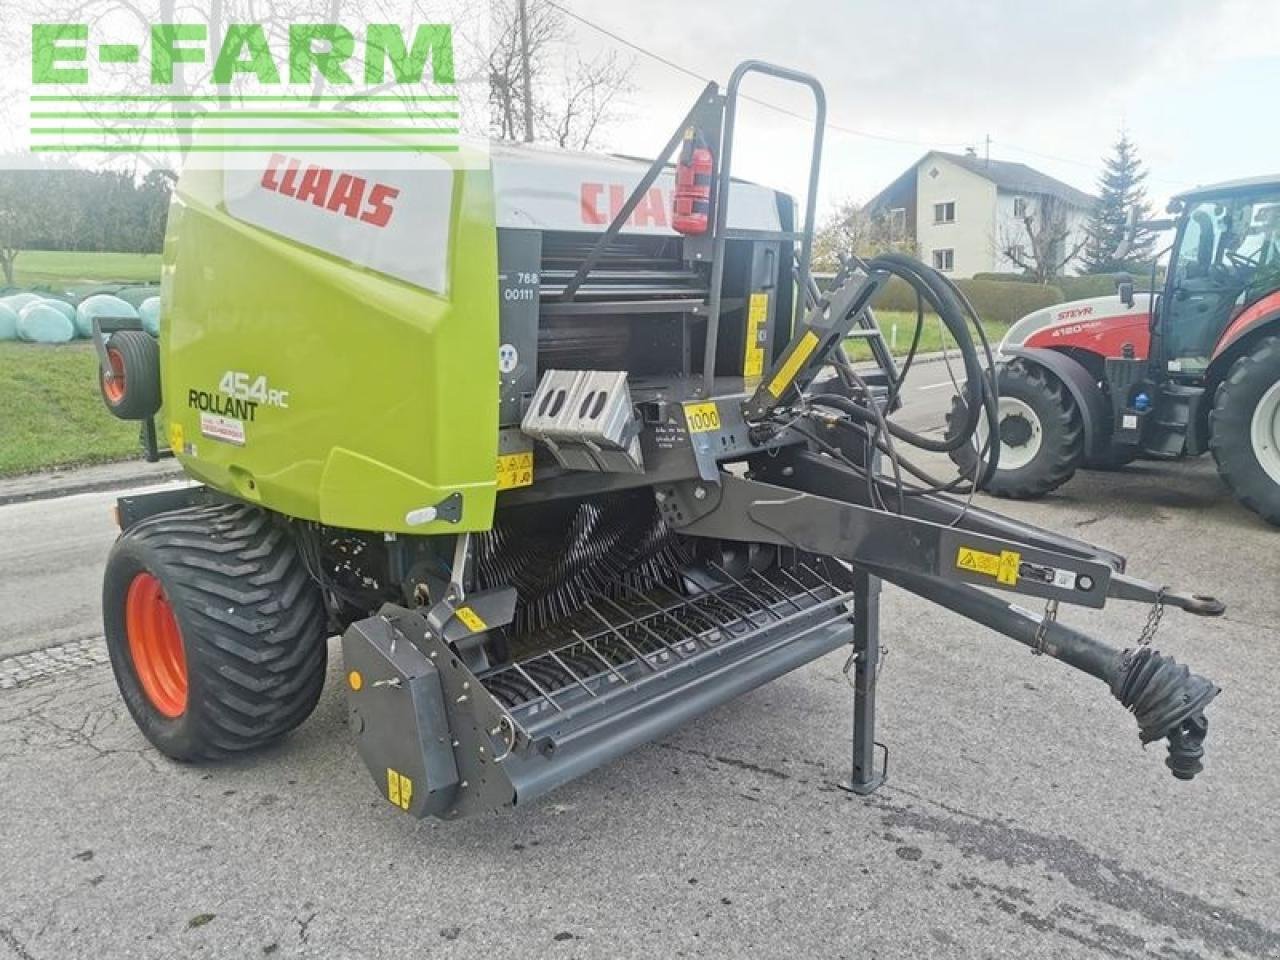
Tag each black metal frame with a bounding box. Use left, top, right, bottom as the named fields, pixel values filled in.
left=844, top=567, right=887, bottom=794
left=702, top=61, right=826, bottom=395
left=555, top=62, right=829, bottom=399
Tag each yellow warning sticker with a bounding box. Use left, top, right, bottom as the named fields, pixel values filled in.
left=743, top=292, right=769, bottom=381
left=766, top=330, right=821, bottom=398
left=956, top=546, right=1021, bottom=585
left=386, top=768, right=413, bottom=810
left=496, top=451, right=534, bottom=490
left=168, top=421, right=184, bottom=452
left=684, top=401, right=722, bottom=434
left=455, top=605, right=488, bottom=632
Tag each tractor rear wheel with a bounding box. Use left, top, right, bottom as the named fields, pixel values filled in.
left=948, top=359, right=1084, bottom=498
left=1211, top=335, right=1280, bottom=526
left=103, top=503, right=328, bottom=760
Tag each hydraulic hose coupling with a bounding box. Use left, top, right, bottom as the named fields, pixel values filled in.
left=1110, top=646, right=1220, bottom=780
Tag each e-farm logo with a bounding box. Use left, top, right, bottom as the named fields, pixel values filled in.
left=24, top=14, right=466, bottom=159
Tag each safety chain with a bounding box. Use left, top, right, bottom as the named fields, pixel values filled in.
left=1032, top=598, right=1059, bottom=655
left=1137, top=588, right=1166, bottom=647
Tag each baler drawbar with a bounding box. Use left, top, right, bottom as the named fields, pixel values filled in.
left=96, top=60, right=1221, bottom=820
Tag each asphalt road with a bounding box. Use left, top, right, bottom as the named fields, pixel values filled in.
left=2, top=370, right=1278, bottom=959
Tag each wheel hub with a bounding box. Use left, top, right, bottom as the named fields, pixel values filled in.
left=1250, top=380, right=1280, bottom=487
left=986, top=397, right=1045, bottom=471
left=1000, top=414, right=1034, bottom=448
left=125, top=572, right=188, bottom=718
left=102, top=347, right=126, bottom=405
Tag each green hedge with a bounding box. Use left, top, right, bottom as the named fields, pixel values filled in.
left=971, top=272, right=1163, bottom=302
left=871, top=276, right=1064, bottom=324
left=973, top=272, right=1112, bottom=298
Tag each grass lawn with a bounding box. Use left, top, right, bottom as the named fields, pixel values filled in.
left=844, top=310, right=1009, bottom=362
left=11, top=250, right=162, bottom=288
left=0, top=342, right=148, bottom=476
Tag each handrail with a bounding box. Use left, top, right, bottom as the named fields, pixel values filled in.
left=701, top=60, right=827, bottom=395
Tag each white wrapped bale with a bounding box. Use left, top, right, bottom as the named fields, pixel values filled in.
left=75, top=294, right=138, bottom=338
left=1, top=293, right=42, bottom=313
left=0, top=302, right=18, bottom=340
left=139, top=296, right=162, bottom=337
left=17, top=302, right=75, bottom=343
left=41, top=299, right=77, bottom=325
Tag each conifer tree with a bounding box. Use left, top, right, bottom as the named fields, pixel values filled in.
left=1083, top=132, right=1155, bottom=273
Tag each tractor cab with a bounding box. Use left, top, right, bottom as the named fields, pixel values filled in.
left=965, top=173, right=1280, bottom=525
left=1157, top=179, right=1280, bottom=379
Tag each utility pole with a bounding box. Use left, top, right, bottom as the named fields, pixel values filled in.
left=984, top=133, right=991, bottom=166
left=518, top=0, right=535, bottom=143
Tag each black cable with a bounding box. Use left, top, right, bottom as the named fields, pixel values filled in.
left=776, top=253, right=1002, bottom=504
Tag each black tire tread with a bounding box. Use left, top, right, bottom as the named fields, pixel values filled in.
left=1210, top=334, right=1280, bottom=526
left=100, top=330, right=161, bottom=420
left=947, top=359, right=1084, bottom=498
left=105, top=503, right=327, bottom=759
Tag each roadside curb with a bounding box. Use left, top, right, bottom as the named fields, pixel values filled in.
left=0, top=460, right=186, bottom=508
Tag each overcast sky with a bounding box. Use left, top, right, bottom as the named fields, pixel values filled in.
left=561, top=0, right=1280, bottom=216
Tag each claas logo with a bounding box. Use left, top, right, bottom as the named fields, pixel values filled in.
left=260, top=153, right=399, bottom=227
left=581, top=182, right=670, bottom=228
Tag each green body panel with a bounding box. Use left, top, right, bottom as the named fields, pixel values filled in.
left=161, top=158, right=500, bottom=533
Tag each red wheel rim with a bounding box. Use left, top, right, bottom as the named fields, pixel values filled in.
left=125, top=573, right=188, bottom=718
left=103, top=347, right=126, bottom=405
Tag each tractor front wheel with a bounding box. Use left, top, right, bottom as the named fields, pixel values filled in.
left=1211, top=335, right=1280, bottom=526
left=948, top=359, right=1084, bottom=498
left=103, top=503, right=328, bottom=760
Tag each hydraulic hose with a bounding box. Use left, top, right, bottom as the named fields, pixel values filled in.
left=796, top=253, right=1002, bottom=496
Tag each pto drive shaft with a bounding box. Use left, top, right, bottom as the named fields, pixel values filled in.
left=881, top=568, right=1220, bottom=780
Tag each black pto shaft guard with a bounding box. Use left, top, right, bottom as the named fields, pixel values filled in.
left=1110, top=646, right=1219, bottom=779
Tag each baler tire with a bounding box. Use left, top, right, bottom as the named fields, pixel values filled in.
left=102, top=503, right=328, bottom=761
left=948, top=359, right=1083, bottom=498
left=100, top=330, right=161, bottom=420
left=1211, top=335, right=1280, bottom=526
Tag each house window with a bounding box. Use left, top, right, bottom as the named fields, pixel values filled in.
left=933, top=248, right=954, bottom=272
left=934, top=201, right=956, bottom=224
left=1013, top=197, right=1028, bottom=218
left=889, top=207, right=907, bottom=239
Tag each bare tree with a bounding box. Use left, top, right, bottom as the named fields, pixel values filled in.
left=489, top=0, right=632, bottom=151
left=0, top=175, right=35, bottom=285
left=999, top=194, right=1087, bottom=283
left=812, top=197, right=914, bottom=271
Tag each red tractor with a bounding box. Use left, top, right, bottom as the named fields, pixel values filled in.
left=956, top=176, right=1280, bottom=524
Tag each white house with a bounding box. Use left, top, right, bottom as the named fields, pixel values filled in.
left=865, top=151, right=1095, bottom=278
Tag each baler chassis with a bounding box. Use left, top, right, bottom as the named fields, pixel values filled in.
left=96, top=57, right=1225, bottom=822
